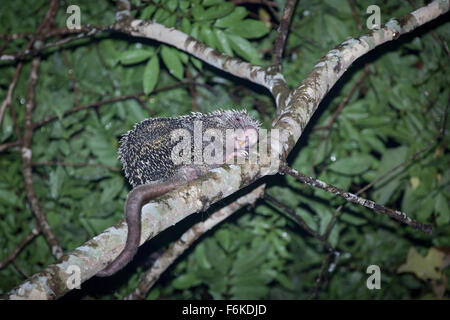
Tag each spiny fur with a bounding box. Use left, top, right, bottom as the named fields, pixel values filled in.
left=119, top=109, right=260, bottom=187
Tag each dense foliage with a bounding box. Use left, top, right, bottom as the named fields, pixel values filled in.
left=0, top=0, right=449, bottom=299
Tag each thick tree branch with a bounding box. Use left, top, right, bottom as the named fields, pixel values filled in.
left=272, top=0, right=449, bottom=159
left=124, top=185, right=265, bottom=300
left=117, top=19, right=288, bottom=99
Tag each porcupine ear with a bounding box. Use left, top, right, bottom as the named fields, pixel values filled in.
left=230, top=109, right=261, bottom=130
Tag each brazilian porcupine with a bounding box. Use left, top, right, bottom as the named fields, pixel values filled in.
left=97, top=109, right=260, bottom=277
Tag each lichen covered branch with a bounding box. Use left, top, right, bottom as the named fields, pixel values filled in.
left=273, top=0, right=449, bottom=158
left=124, top=185, right=265, bottom=300
left=119, top=19, right=287, bottom=97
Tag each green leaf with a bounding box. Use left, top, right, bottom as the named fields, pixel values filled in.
left=100, top=177, right=123, bottom=203
left=373, top=177, right=401, bottom=205
left=179, top=0, right=190, bottom=11
left=191, top=4, right=206, bottom=21
left=296, top=208, right=317, bottom=231
left=230, top=285, right=268, bottom=299
left=328, top=154, right=374, bottom=175
left=200, top=26, right=217, bottom=48
left=49, top=166, right=65, bottom=199
left=324, top=14, right=349, bottom=43
left=0, top=189, right=19, bottom=206
left=214, top=29, right=233, bottom=56
left=203, top=0, right=222, bottom=5
left=416, top=195, right=434, bottom=222
left=166, top=0, right=178, bottom=11
left=87, top=135, right=118, bottom=167
left=139, top=5, right=156, bottom=20
left=216, top=229, right=231, bottom=252
left=119, top=49, right=154, bottom=65
left=195, top=243, right=212, bottom=269
left=160, top=45, right=184, bottom=80
left=435, top=193, right=450, bottom=226
left=1, top=112, right=13, bottom=142
left=226, top=19, right=269, bottom=39
left=362, top=131, right=386, bottom=154
left=180, top=17, right=192, bottom=34
left=374, top=147, right=409, bottom=187
left=172, top=273, right=201, bottom=289
left=153, top=8, right=170, bottom=22
left=231, top=242, right=269, bottom=276
left=275, top=273, right=296, bottom=290
left=190, top=56, right=203, bottom=70
left=178, top=51, right=189, bottom=64
left=163, top=13, right=177, bottom=28
left=190, top=22, right=200, bottom=39
left=215, top=7, right=248, bottom=28
left=193, top=2, right=234, bottom=21
left=227, top=34, right=262, bottom=65
left=146, top=288, right=160, bottom=300
left=143, top=55, right=160, bottom=94
left=340, top=213, right=367, bottom=226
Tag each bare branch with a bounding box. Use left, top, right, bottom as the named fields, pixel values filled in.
left=280, top=164, right=433, bottom=234
left=0, top=63, right=24, bottom=127
left=264, top=193, right=335, bottom=252
left=32, top=161, right=120, bottom=172
left=0, top=228, right=39, bottom=270
left=315, top=68, right=369, bottom=131
left=21, top=57, right=64, bottom=259
left=0, top=26, right=110, bottom=62
left=272, top=0, right=297, bottom=69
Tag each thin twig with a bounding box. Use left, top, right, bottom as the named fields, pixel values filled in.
left=307, top=251, right=333, bottom=299
left=0, top=228, right=39, bottom=270
left=280, top=164, right=433, bottom=234
left=20, top=0, right=64, bottom=260
left=315, top=68, right=369, bottom=131
left=348, top=0, right=362, bottom=30
left=186, top=68, right=199, bottom=111
left=272, top=0, right=297, bottom=69
left=0, top=26, right=110, bottom=62
left=12, top=261, right=29, bottom=279
left=32, top=161, right=120, bottom=172
left=33, top=81, right=211, bottom=129
left=264, top=193, right=335, bottom=252
left=22, top=57, right=64, bottom=259
left=0, top=140, right=21, bottom=152
left=323, top=99, right=449, bottom=236
left=61, top=49, right=80, bottom=108
left=407, top=0, right=450, bottom=56
left=230, top=0, right=277, bottom=7
left=0, top=63, right=24, bottom=127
